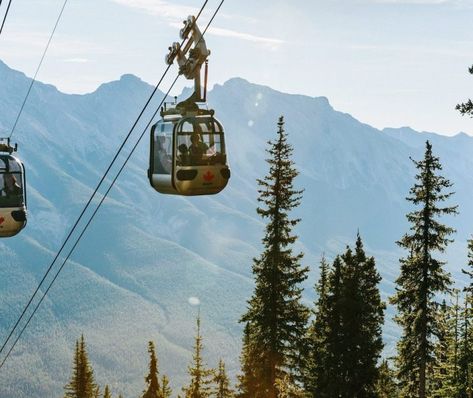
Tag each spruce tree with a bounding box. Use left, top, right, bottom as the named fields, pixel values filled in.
left=322, top=236, right=385, bottom=397
left=431, top=299, right=461, bottom=397
left=321, top=255, right=344, bottom=397
left=390, top=140, right=458, bottom=398
left=182, top=315, right=213, bottom=398
left=240, top=116, right=309, bottom=397
left=64, top=335, right=99, bottom=398
left=160, top=375, right=172, bottom=398
left=236, top=323, right=258, bottom=397
left=103, top=385, right=111, bottom=398
left=274, top=374, right=307, bottom=398
left=375, top=360, right=399, bottom=398
left=305, top=256, right=330, bottom=395
left=213, top=359, right=235, bottom=398
left=456, top=65, right=473, bottom=117
left=142, top=341, right=161, bottom=398
left=460, top=238, right=473, bottom=397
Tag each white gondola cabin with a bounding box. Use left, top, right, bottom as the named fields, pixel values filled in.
left=0, top=139, right=27, bottom=237
left=149, top=111, right=230, bottom=195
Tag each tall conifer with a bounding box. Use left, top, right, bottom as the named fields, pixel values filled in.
left=321, top=236, right=384, bottom=397
left=213, top=359, right=235, bottom=398
left=390, top=141, right=457, bottom=398
left=141, top=341, right=161, bottom=398
left=375, top=360, right=399, bottom=398
left=182, top=315, right=213, bottom=398
left=305, top=256, right=330, bottom=395
left=64, top=335, right=98, bottom=398
left=240, top=116, right=309, bottom=397
left=236, top=323, right=258, bottom=397
left=160, top=375, right=172, bottom=398
left=322, top=256, right=344, bottom=397
left=103, top=385, right=111, bottom=398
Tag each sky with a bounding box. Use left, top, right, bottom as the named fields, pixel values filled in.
left=0, top=0, right=472, bottom=136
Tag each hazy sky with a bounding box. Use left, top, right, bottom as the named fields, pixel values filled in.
left=1, top=0, right=472, bottom=136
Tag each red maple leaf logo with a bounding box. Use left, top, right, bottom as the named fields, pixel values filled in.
left=203, top=170, right=215, bottom=182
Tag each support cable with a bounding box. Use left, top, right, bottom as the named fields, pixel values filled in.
left=0, top=0, right=12, bottom=37
left=9, top=0, right=69, bottom=139
left=0, top=0, right=224, bottom=370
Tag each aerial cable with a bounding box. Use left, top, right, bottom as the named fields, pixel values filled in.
left=0, top=0, right=12, bottom=37
left=7, top=0, right=69, bottom=139
left=0, top=0, right=209, bottom=360
left=0, top=0, right=224, bottom=370
left=0, top=0, right=209, bottom=359
left=0, top=74, right=180, bottom=372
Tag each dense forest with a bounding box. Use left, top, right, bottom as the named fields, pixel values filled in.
left=61, top=104, right=473, bottom=397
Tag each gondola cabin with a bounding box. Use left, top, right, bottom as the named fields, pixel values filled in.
left=149, top=112, right=230, bottom=195
left=0, top=140, right=27, bottom=237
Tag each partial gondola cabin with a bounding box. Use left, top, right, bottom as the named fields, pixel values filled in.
left=0, top=141, right=27, bottom=237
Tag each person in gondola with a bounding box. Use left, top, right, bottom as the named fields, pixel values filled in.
left=3, top=173, right=21, bottom=197
left=189, top=133, right=208, bottom=165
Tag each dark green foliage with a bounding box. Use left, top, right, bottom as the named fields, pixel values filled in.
left=236, top=323, right=258, bottom=397
left=456, top=65, right=473, bottom=117
left=304, top=256, right=330, bottom=395
left=182, top=315, right=213, bottom=398
left=390, top=141, right=457, bottom=398
left=240, top=116, right=309, bottom=397
left=322, top=255, right=344, bottom=397
left=274, top=374, right=307, bottom=398
left=160, top=375, right=172, bottom=398
left=376, top=360, right=399, bottom=398
left=64, top=335, right=99, bottom=398
left=103, top=385, right=111, bottom=398
left=431, top=299, right=461, bottom=397
left=141, top=341, right=161, bottom=398
left=317, top=236, right=385, bottom=397
left=213, top=359, right=235, bottom=398
left=458, top=238, right=473, bottom=397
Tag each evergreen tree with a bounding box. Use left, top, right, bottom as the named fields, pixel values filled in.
left=160, top=375, right=172, bottom=398
left=103, top=385, right=111, bottom=398
left=305, top=256, right=330, bottom=396
left=323, top=255, right=344, bottom=398
left=375, top=359, right=399, bottom=398
left=182, top=315, right=213, bottom=398
left=274, top=374, right=307, bottom=398
left=212, top=359, right=235, bottom=398
left=390, top=141, right=458, bottom=398
left=431, top=299, right=461, bottom=397
left=458, top=238, right=473, bottom=397
left=142, top=341, right=161, bottom=398
left=240, top=116, right=309, bottom=397
left=342, top=235, right=385, bottom=396
left=64, top=335, right=99, bottom=398
left=456, top=65, right=473, bottom=117
left=236, top=323, right=258, bottom=397
left=321, top=236, right=385, bottom=397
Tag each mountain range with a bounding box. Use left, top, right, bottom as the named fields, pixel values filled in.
left=1, top=59, right=472, bottom=397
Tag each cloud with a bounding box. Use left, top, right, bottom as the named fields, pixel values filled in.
left=110, top=0, right=197, bottom=20
left=168, top=22, right=285, bottom=47
left=207, top=26, right=285, bottom=45
left=113, top=0, right=285, bottom=47
left=62, top=58, right=90, bottom=63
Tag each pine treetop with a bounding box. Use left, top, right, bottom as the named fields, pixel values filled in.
left=182, top=315, right=213, bottom=398
left=141, top=340, right=161, bottom=398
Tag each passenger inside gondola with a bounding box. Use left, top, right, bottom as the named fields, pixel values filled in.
left=154, top=135, right=172, bottom=174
